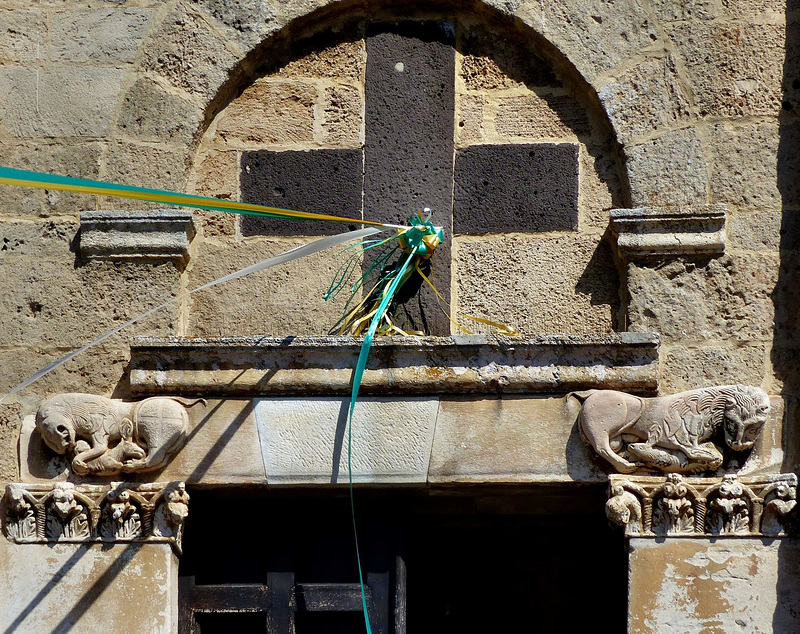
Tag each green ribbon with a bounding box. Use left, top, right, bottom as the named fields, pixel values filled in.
left=348, top=245, right=419, bottom=634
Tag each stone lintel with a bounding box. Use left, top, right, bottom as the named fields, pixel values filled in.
left=79, top=209, right=195, bottom=264
left=2, top=481, right=189, bottom=555
left=607, top=473, right=797, bottom=538
left=610, top=204, right=726, bottom=259
left=128, top=333, right=660, bottom=397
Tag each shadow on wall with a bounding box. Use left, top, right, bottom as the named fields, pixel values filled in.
left=776, top=2, right=800, bottom=476
left=776, top=2, right=800, bottom=629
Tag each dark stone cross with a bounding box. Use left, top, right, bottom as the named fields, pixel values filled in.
left=240, top=21, right=578, bottom=335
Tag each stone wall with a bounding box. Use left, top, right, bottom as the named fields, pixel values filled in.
left=0, top=0, right=794, bottom=523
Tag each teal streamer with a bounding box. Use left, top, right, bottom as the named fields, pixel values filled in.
left=347, top=246, right=419, bottom=634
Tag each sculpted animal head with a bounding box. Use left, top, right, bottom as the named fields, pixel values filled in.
left=720, top=385, right=770, bottom=452
left=35, top=394, right=116, bottom=456
left=36, top=398, right=78, bottom=455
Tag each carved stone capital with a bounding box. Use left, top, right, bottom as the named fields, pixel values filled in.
left=2, top=482, right=189, bottom=555
left=607, top=473, right=797, bottom=537
left=611, top=205, right=726, bottom=260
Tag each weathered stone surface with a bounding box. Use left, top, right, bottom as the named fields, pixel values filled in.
left=611, top=205, right=726, bottom=259
left=50, top=9, right=154, bottom=64
left=628, top=539, right=800, bottom=633
left=728, top=209, right=783, bottom=252
left=0, top=142, right=102, bottom=216
left=453, top=143, right=579, bottom=233
left=193, top=0, right=279, bottom=49
left=707, top=121, right=780, bottom=210
left=117, top=77, right=203, bottom=146
left=598, top=54, right=691, bottom=145
left=256, top=397, right=438, bottom=484
left=667, top=21, right=784, bottom=118
left=240, top=149, right=363, bottom=235
left=493, top=94, right=587, bottom=139
left=661, top=344, right=767, bottom=393
left=0, top=218, right=77, bottom=258
left=187, top=149, right=238, bottom=236
left=580, top=139, right=625, bottom=230
left=321, top=84, right=362, bottom=146
left=0, top=259, right=180, bottom=349
left=647, top=0, right=716, bottom=21
left=139, top=4, right=241, bottom=97
left=158, top=399, right=266, bottom=484
left=0, top=542, right=178, bottom=633
left=128, top=334, right=660, bottom=396
left=103, top=142, right=189, bottom=196
left=458, top=23, right=559, bottom=91
left=519, top=0, right=658, bottom=82
left=0, top=66, right=124, bottom=138
left=277, top=38, right=364, bottom=80
left=0, top=344, right=132, bottom=404
left=627, top=255, right=777, bottom=342
left=429, top=396, right=604, bottom=483
left=0, top=10, right=46, bottom=63
left=214, top=80, right=315, bottom=147
left=625, top=128, right=708, bottom=207
left=0, top=403, right=21, bottom=482
left=185, top=238, right=361, bottom=336
left=454, top=233, right=619, bottom=334
left=456, top=93, right=484, bottom=146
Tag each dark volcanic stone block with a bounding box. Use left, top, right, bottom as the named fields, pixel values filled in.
left=241, top=149, right=363, bottom=236
left=453, top=143, right=579, bottom=234
left=363, top=21, right=456, bottom=227
left=363, top=21, right=456, bottom=334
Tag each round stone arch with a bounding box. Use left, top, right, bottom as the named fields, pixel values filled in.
left=110, top=0, right=699, bottom=209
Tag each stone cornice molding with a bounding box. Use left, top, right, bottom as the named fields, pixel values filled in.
left=607, top=473, right=797, bottom=538
left=128, top=333, right=660, bottom=397
left=79, top=209, right=195, bottom=265
left=2, top=481, right=189, bottom=555
left=611, top=205, right=727, bottom=260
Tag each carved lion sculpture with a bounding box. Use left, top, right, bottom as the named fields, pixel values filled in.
left=572, top=385, right=769, bottom=474
left=36, top=393, right=204, bottom=476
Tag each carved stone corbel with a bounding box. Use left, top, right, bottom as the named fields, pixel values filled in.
left=606, top=473, right=797, bottom=537
left=33, top=393, right=205, bottom=477
left=573, top=385, right=769, bottom=475
left=2, top=481, right=189, bottom=555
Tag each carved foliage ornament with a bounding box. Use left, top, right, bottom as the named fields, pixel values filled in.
left=606, top=473, right=796, bottom=537
left=1, top=481, right=189, bottom=554
left=35, top=393, right=204, bottom=476
left=574, top=385, right=769, bottom=474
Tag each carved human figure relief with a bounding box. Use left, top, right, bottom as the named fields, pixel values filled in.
left=100, top=489, right=142, bottom=540
left=46, top=482, right=90, bottom=540
left=572, top=385, right=769, bottom=474
left=35, top=393, right=204, bottom=476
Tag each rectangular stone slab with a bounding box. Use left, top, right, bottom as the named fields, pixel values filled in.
left=428, top=396, right=606, bottom=483
left=0, top=542, right=178, bottom=633
left=628, top=538, right=800, bottom=633
left=254, top=397, right=438, bottom=484
left=129, top=333, right=659, bottom=396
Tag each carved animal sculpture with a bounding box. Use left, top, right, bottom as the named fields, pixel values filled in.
left=572, top=385, right=769, bottom=474
left=36, top=393, right=204, bottom=476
